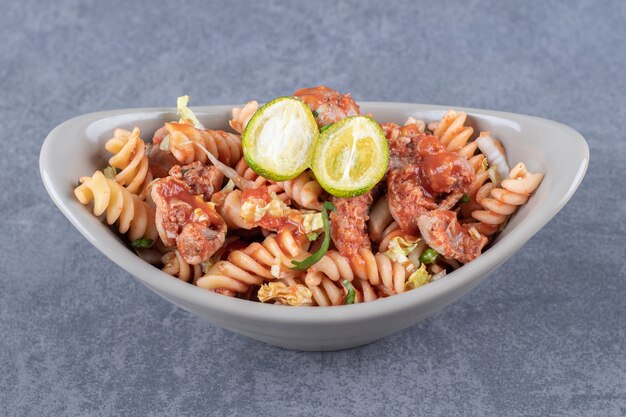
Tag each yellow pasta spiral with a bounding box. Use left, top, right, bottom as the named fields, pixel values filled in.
left=431, top=109, right=477, bottom=158
left=229, top=101, right=258, bottom=134
left=196, top=230, right=308, bottom=295
left=161, top=250, right=203, bottom=283
left=105, top=128, right=152, bottom=197
left=368, top=196, right=395, bottom=243
left=276, top=170, right=325, bottom=211
left=215, top=189, right=254, bottom=230
left=309, top=248, right=408, bottom=296
left=166, top=123, right=242, bottom=167
left=74, top=170, right=158, bottom=241
left=303, top=271, right=378, bottom=306
left=472, top=162, right=544, bottom=229
left=459, top=154, right=491, bottom=218
left=234, top=157, right=290, bottom=202
left=377, top=222, right=420, bottom=253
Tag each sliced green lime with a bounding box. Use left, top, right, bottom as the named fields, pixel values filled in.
left=311, top=116, right=388, bottom=197
left=242, top=96, right=318, bottom=181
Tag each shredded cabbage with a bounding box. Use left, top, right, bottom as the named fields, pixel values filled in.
left=222, top=179, right=236, bottom=193
left=257, top=282, right=312, bottom=306
left=241, top=198, right=290, bottom=223
left=159, top=135, right=170, bottom=151
left=302, top=212, right=324, bottom=234
left=385, top=236, right=420, bottom=264
left=406, top=263, right=432, bottom=289
left=488, top=164, right=501, bottom=184
left=177, top=95, right=205, bottom=129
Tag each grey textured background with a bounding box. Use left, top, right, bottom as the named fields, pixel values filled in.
left=2, top=0, right=625, bottom=415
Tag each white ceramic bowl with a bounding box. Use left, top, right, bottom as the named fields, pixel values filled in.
left=40, top=103, right=588, bottom=351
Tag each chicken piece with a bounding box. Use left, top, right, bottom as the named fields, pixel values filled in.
left=294, top=86, right=360, bottom=128
left=386, top=164, right=438, bottom=234
left=169, top=161, right=223, bottom=201
left=419, top=152, right=474, bottom=194
left=417, top=210, right=487, bottom=263
left=382, top=124, right=437, bottom=170
left=329, top=192, right=374, bottom=256
left=151, top=177, right=226, bottom=265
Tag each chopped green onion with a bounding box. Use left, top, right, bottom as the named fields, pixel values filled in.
left=319, top=124, right=332, bottom=133
left=181, top=169, right=189, bottom=175
left=420, top=248, right=439, bottom=264
left=343, top=279, right=355, bottom=304
left=312, top=110, right=319, bottom=118
left=291, top=201, right=336, bottom=270
left=103, top=166, right=117, bottom=179
left=460, top=194, right=470, bottom=203
left=131, top=238, right=154, bottom=249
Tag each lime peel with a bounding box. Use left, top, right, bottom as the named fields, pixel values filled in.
left=311, top=116, right=388, bottom=198
left=242, top=96, right=318, bottom=181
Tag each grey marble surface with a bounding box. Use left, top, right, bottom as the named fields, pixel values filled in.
left=2, top=0, right=625, bottom=415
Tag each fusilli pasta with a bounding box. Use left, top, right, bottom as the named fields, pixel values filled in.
left=229, top=101, right=259, bottom=134
left=105, top=127, right=152, bottom=198
left=275, top=170, right=325, bottom=211
left=166, top=122, right=242, bottom=166
left=161, top=250, right=203, bottom=283
left=74, top=170, right=158, bottom=241
left=471, top=162, right=544, bottom=231
left=430, top=109, right=477, bottom=159
left=196, top=230, right=309, bottom=294
left=74, top=88, right=544, bottom=307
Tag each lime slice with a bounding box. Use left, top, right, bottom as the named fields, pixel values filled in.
left=311, top=116, right=388, bottom=197
left=242, top=96, right=318, bottom=181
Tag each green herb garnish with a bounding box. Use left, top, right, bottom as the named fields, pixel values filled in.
left=291, top=201, right=336, bottom=270
left=306, top=232, right=320, bottom=241
left=460, top=194, right=470, bottom=204
left=319, top=124, right=332, bottom=133
left=343, top=279, right=355, bottom=304
left=131, top=238, right=154, bottom=249
left=419, top=248, right=439, bottom=264
left=312, top=110, right=319, bottom=118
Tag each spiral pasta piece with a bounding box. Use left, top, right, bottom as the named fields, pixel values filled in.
left=166, top=122, right=242, bottom=167
left=309, top=248, right=408, bottom=296
left=74, top=170, right=158, bottom=241
left=229, top=101, right=259, bottom=134
left=303, top=271, right=348, bottom=306
left=351, top=248, right=408, bottom=294
left=459, top=154, right=491, bottom=218
left=214, top=189, right=254, bottom=230
left=105, top=128, right=152, bottom=197
left=471, top=162, right=544, bottom=230
left=161, top=250, right=203, bottom=283
left=377, top=222, right=419, bottom=253
left=233, top=157, right=290, bottom=202
left=303, top=271, right=378, bottom=306
left=368, top=196, right=395, bottom=243
left=196, top=230, right=308, bottom=294
left=275, top=170, right=325, bottom=211
left=430, top=110, right=477, bottom=159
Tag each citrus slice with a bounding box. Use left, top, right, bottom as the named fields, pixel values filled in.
left=242, top=96, right=318, bottom=181
left=311, top=116, right=388, bottom=197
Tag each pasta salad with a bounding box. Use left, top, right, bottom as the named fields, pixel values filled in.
left=74, top=86, right=543, bottom=306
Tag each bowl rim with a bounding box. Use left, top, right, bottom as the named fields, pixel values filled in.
left=40, top=102, right=589, bottom=324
